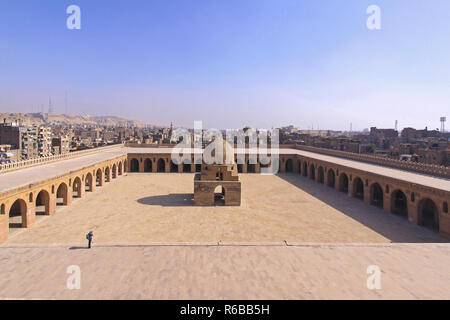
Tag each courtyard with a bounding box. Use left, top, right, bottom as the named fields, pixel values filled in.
left=5, top=173, right=446, bottom=244
left=2, top=173, right=449, bottom=300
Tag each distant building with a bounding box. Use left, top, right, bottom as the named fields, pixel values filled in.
left=52, top=136, right=70, bottom=155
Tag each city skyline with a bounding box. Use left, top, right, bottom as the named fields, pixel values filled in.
left=1, top=1, right=449, bottom=130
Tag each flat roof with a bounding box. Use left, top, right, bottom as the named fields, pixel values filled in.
left=0, top=149, right=125, bottom=194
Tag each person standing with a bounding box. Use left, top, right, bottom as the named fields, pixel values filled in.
left=86, top=231, right=94, bottom=249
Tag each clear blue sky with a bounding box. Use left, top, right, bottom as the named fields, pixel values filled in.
left=0, top=0, right=449, bottom=130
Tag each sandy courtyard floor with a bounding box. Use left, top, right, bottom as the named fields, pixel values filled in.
left=2, top=173, right=449, bottom=300
left=0, top=243, right=449, bottom=299
left=6, top=173, right=446, bottom=244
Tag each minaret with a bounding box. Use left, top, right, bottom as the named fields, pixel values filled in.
left=48, top=97, right=54, bottom=114
left=169, top=122, right=174, bottom=142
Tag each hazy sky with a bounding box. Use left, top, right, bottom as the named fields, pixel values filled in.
left=0, top=0, right=449, bottom=130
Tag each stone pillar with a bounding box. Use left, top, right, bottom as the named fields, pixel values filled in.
left=334, top=175, right=340, bottom=191
left=439, top=212, right=450, bottom=238
left=307, top=165, right=313, bottom=179
left=90, top=180, right=97, bottom=193
left=242, top=163, right=248, bottom=173
left=178, top=163, right=183, bottom=173
left=165, top=159, right=170, bottom=173
left=348, top=180, right=354, bottom=197
left=139, top=160, right=144, bottom=173
left=97, top=171, right=104, bottom=187
left=79, top=181, right=85, bottom=198
left=191, top=160, right=196, bottom=173
left=383, top=195, right=392, bottom=214
left=315, top=168, right=320, bottom=182
left=364, top=188, right=371, bottom=205
left=279, top=159, right=286, bottom=173
left=255, top=163, right=261, bottom=174
left=293, top=160, right=299, bottom=174
left=324, top=170, right=329, bottom=186
left=48, top=196, right=57, bottom=215
left=106, top=169, right=111, bottom=182
left=66, top=188, right=73, bottom=206
left=0, top=215, right=8, bottom=243
left=152, top=160, right=157, bottom=173
left=23, top=204, right=36, bottom=228
left=408, top=202, right=419, bottom=224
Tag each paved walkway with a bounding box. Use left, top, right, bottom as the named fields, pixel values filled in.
left=0, top=243, right=449, bottom=299
left=0, top=148, right=125, bottom=193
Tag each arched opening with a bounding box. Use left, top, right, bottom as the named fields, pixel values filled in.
left=285, top=159, right=293, bottom=173
left=0, top=203, right=5, bottom=215
left=318, top=166, right=324, bottom=184
left=303, top=163, right=308, bottom=177
left=96, top=169, right=103, bottom=187
left=443, top=202, right=448, bottom=214
left=72, top=177, right=82, bottom=198
left=118, top=162, right=123, bottom=175
left=112, top=164, right=117, bottom=179
left=327, top=169, right=335, bottom=188
left=57, top=183, right=68, bottom=206
left=157, top=158, right=166, bottom=172
left=144, top=159, right=153, bottom=172
left=214, top=185, right=225, bottom=206
left=309, top=164, right=315, bottom=180
left=35, top=190, right=50, bottom=215
left=247, top=160, right=256, bottom=173
left=170, top=161, right=178, bottom=172
left=104, top=167, right=111, bottom=182
left=339, top=173, right=349, bottom=193
left=85, top=173, right=93, bottom=192
left=195, top=164, right=202, bottom=172
left=297, top=161, right=302, bottom=174
left=130, top=158, right=139, bottom=172
left=370, top=183, right=383, bottom=209
left=260, top=158, right=270, bottom=170
left=237, top=164, right=243, bottom=173
left=183, top=163, right=191, bottom=173
left=9, top=199, right=27, bottom=228
left=419, top=198, right=439, bottom=231
left=353, top=177, right=364, bottom=200
left=391, top=190, right=408, bottom=218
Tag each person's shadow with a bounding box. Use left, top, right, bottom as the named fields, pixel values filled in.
left=69, top=246, right=90, bottom=250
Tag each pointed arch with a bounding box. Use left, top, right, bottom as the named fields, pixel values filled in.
left=9, top=198, right=27, bottom=228
left=35, top=190, right=50, bottom=215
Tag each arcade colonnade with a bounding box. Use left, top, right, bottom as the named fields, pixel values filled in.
left=278, top=155, right=449, bottom=238
left=126, top=153, right=450, bottom=238
left=0, top=149, right=448, bottom=243
left=0, top=155, right=128, bottom=242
